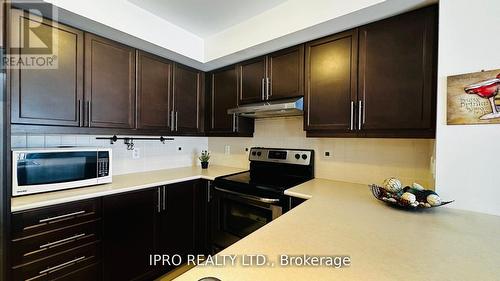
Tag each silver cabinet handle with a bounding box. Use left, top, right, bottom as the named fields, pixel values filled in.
left=39, top=233, right=86, bottom=249
left=175, top=111, right=178, bottom=131
left=39, top=210, right=85, bottom=223
left=261, top=78, right=265, bottom=100
left=232, top=114, right=236, bottom=132
left=162, top=186, right=166, bottom=211
left=214, top=187, right=280, bottom=204
left=266, top=77, right=271, bottom=99
left=38, top=256, right=86, bottom=275
left=77, top=100, right=81, bottom=127
left=87, top=101, right=91, bottom=127
left=207, top=181, right=211, bottom=203
left=350, top=101, right=354, bottom=131
left=157, top=187, right=161, bottom=213
left=358, top=100, right=363, bottom=130
left=170, top=110, right=175, bottom=132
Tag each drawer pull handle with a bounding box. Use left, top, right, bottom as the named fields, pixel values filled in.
left=38, top=210, right=85, bottom=223
left=38, top=256, right=86, bottom=275
left=39, top=233, right=86, bottom=249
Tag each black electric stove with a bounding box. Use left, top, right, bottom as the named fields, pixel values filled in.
left=214, top=147, right=315, bottom=198
left=211, top=148, right=314, bottom=252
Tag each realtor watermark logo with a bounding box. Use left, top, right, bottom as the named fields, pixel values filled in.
left=3, top=2, right=59, bottom=69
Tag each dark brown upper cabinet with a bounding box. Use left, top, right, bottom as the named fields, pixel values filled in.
left=238, top=45, right=304, bottom=105
left=10, top=10, right=84, bottom=126
left=268, top=45, right=304, bottom=100
left=207, top=66, right=254, bottom=136
left=305, top=29, right=358, bottom=133
left=136, top=50, right=173, bottom=130
left=84, top=33, right=136, bottom=129
left=238, top=57, right=267, bottom=104
left=306, top=5, right=437, bottom=138
left=172, top=63, right=203, bottom=134
left=358, top=6, right=437, bottom=136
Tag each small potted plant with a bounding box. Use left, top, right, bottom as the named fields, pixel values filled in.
left=199, top=150, right=210, bottom=169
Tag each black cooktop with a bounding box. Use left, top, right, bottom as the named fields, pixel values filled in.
left=214, top=171, right=311, bottom=196
left=214, top=148, right=314, bottom=199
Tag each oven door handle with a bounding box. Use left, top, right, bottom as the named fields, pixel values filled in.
left=214, top=187, right=280, bottom=204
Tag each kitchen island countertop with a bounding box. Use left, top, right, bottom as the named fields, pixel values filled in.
left=11, top=165, right=246, bottom=212
left=175, top=178, right=500, bottom=281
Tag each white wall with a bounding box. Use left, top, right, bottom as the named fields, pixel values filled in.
left=435, top=0, right=500, bottom=215
left=209, top=117, right=435, bottom=188
left=11, top=134, right=208, bottom=175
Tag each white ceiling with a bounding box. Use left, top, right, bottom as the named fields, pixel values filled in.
left=42, top=0, right=437, bottom=70
left=127, top=0, right=288, bottom=37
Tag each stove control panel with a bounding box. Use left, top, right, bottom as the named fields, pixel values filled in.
left=249, top=148, right=313, bottom=165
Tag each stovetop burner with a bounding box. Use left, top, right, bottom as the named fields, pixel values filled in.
left=214, top=148, right=314, bottom=198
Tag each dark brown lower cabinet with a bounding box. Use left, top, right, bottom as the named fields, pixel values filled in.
left=158, top=181, right=196, bottom=262
left=10, top=199, right=102, bottom=281
left=102, top=188, right=159, bottom=281
left=102, top=180, right=204, bottom=280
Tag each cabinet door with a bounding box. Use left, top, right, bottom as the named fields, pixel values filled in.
left=102, top=189, right=159, bottom=281
left=173, top=64, right=202, bottom=133
left=208, top=67, right=254, bottom=136
left=195, top=180, right=211, bottom=256
left=84, top=34, right=136, bottom=128
left=358, top=6, right=437, bottom=132
left=137, top=51, right=172, bottom=130
left=10, top=10, right=84, bottom=126
left=305, top=29, right=358, bottom=132
left=238, top=57, right=266, bottom=104
left=268, top=45, right=304, bottom=101
left=208, top=66, right=237, bottom=133
left=159, top=181, right=196, bottom=260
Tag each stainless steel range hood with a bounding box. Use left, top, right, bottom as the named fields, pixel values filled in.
left=227, top=97, right=304, bottom=118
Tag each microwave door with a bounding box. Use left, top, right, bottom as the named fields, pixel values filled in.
left=14, top=151, right=99, bottom=196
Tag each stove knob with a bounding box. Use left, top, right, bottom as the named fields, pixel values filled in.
left=301, top=154, right=308, bottom=160
left=257, top=151, right=262, bottom=157
left=295, top=153, right=300, bottom=160
left=251, top=151, right=256, bottom=156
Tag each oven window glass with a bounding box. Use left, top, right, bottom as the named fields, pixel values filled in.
left=222, top=199, right=272, bottom=238
left=17, top=152, right=98, bottom=186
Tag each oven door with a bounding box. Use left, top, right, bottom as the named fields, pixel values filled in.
left=12, top=150, right=101, bottom=196
left=211, top=186, right=282, bottom=251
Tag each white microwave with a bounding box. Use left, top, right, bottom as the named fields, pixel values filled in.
left=12, top=147, right=112, bottom=196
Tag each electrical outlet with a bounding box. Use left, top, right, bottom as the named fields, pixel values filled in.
left=323, top=151, right=333, bottom=158
left=132, top=148, right=140, bottom=159
left=224, top=145, right=231, bottom=155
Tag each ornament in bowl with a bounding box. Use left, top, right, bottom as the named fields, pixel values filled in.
left=370, top=178, right=453, bottom=209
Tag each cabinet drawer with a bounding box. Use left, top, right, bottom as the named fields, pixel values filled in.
left=12, top=220, right=101, bottom=266
left=12, top=242, right=100, bottom=281
left=51, top=262, right=101, bottom=281
left=12, top=199, right=101, bottom=239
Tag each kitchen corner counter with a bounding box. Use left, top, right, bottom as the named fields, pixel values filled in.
left=175, top=178, right=500, bottom=281
left=11, top=165, right=246, bottom=212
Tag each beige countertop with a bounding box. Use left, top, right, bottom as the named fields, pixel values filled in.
left=175, top=179, right=500, bottom=281
left=11, top=165, right=246, bottom=212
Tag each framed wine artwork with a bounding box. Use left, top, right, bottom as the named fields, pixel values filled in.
left=447, top=69, right=500, bottom=125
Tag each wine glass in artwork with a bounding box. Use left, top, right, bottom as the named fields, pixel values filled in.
left=464, top=73, right=500, bottom=120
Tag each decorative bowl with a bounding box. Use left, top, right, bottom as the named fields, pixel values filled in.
left=369, top=184, right=453, bottom=209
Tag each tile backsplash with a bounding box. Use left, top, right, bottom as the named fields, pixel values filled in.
left=208, top=116, right=435, bottom=188
left=12, top=117, right=434, bottom=187
left=11, top=134, right=208, bottom=175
